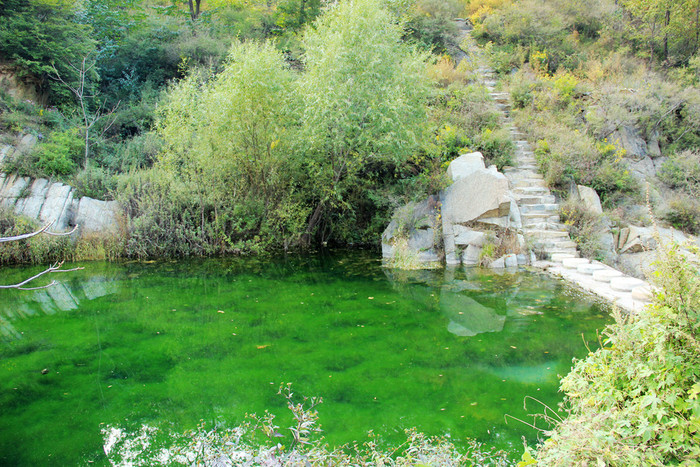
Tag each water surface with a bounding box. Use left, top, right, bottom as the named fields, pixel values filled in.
left=0, top=250, right=610, bottom=465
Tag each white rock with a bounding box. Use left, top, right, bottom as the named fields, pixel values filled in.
left=576, top=185, right=603, bottom=214
left=446, top=152, right=485, bottom=181
left=453, top=227, right=485, bottom=246
left=631, top=285, right=653, bottom=302
left=551, top=253, right=576, bottom=262
left=504, top=254, right=518, bottom=268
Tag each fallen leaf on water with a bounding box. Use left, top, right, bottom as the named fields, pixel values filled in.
left=510, top=345, right=517, bottom=349
left=257, top=344, right=270, bottom=349
left=217, top=310, right=225, bottom=313
left=368, top=297, right=374, bottom=300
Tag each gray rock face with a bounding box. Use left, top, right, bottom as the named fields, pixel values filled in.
left=381, top=196, right=440, bottom=264
left=76, top=197, right=120, bottom=233
left=611, top=125, right=647, bottom=158
left=0, top=173, right=120, bottom=235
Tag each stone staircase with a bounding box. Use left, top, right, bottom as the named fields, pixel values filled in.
left=477, top=66, right=580, bottom=261
left=463, top=41, right=653, bottom=312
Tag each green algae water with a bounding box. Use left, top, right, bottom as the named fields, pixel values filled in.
left=0, top=250, right=610, bottom=465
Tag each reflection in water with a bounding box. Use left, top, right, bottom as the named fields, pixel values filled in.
left=441, top=292, right=505, bottom=336
left=0, top=274, right=120, bottom=342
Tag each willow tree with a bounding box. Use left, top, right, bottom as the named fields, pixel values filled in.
left=297, top=0, right=430, bottom=244
left=152, top=40, right=306, bottom=252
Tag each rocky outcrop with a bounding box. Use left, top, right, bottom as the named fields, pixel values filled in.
left=382, top=152, right=526, bottom=268
left=0, top=173, right=121, bottom=234
left=381, top=196, right=441, bottom=263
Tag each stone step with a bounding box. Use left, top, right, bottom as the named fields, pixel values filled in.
left=520, top=203, right=559, bottom=213
left=545, top=248, right=579, bottom=259
left=512, top=179, right=547, bottom=188
left=577, top=263, right=608, bottom=275
left=610, top=277, right=646, bottom=292
left=551, top=253, right=577, bottom=262
left=515, top=194, right=556, bottom=205
left=593, top=269, right=624, bottom=283
left=562, top=257, right=590, bottom=269
left=526, top=229, right=569, bottom=239
left=514, top=186, right=550, bottom=196
left=523, top=221, right=566, bottom=230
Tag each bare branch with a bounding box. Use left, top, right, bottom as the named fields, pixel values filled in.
left=0, top=223, right=51, bottom=243
left=44, top=224, right=80, bottom=237
left=0, top=262, right=84, bottom=290
left=0, top=223, right=79, bottom=242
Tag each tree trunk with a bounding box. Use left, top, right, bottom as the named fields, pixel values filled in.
left=301, top=201, right=324, bottom=247
left=664, top=8, right=670, bottom=61
left=187, top=0, right=201, bottom=20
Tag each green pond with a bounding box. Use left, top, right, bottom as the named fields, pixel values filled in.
left=0, top=250, right=611, bottom=465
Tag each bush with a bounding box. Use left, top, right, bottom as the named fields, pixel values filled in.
left=658, top=150, right=700, bottom=197
left=535, top=244, right=700, bottom=465
left=559, top=198, right=606, bottom=259
left=663, top=197, right=700, bottom=235
left=471, top=127, right=514, bottom=169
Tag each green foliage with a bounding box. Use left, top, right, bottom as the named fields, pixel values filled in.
left=471, top=127, right=515, bottom=169
left=404, top=0, right=462, bottom=54
left=0, top=0, right=97, bottom=106
left=297, top=0, right=430, bottom=242
left=559, top=198, right=606, bottom=259
left=658, top=150, right=700, bottom=197
left=535, top=244, right=700, bottom=464
left=663, top=196, right=700, bottom=235
left=121, top=40, right=306, bottom=256
left=0, top=209, right=72, bottom=265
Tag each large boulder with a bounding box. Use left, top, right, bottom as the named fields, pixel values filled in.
left=440, top=169, right=511, bottom=225
left=576, top=185, right=603, bottom=214
left=446, top=152, right=486, bottom=181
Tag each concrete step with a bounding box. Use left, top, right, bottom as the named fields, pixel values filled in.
left=523, top=221, right=566, bottom=230
left=522, top=214, right=561, bottom=226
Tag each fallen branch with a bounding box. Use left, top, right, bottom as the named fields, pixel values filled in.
left=0, top=223, right=79, bottom=243
left=0, top=261, right=84, bottom=290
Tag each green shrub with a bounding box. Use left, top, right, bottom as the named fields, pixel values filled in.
left=658, top=150, right=700, bottom=197
left=663, top=197, right=700, bottom=235
left=471, top=127, right=514, bottom=169
left=535, top=244, right=700, bottom=465
left=560, top=198, right=606, bottom=259
left=34, top=128, right=83, bottom=176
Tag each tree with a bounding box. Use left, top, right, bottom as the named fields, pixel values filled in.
left=150, top=40, right=306, bottom=251
left=297, top=0, right=430, bottom=243
left=51, top=54, right=120, bottom=169
left=0, top=0, right=97, bottom=105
